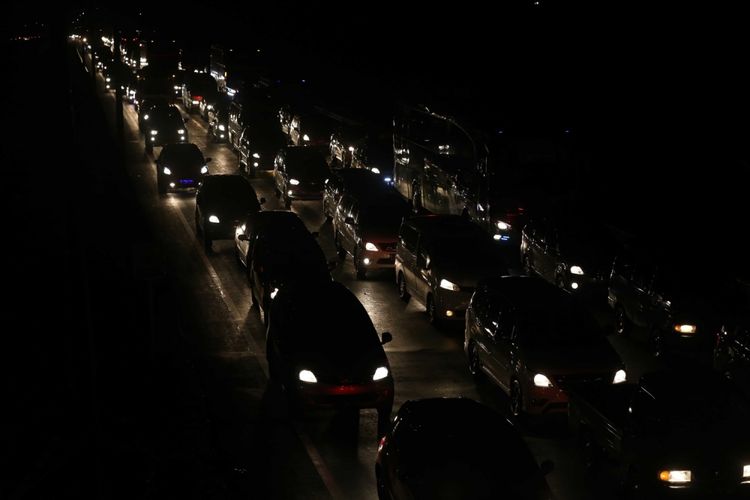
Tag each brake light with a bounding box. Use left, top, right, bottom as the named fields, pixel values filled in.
left=193, top=95, right=202, bottom=101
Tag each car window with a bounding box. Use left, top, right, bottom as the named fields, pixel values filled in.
left=400, top=224, right=418, bottom=253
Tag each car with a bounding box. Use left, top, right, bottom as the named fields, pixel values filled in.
left=273, top=146, right=330, bottom=208
left=154, top=143, right=211, bottom=195
left=350, top=130, right=394, bottom=184
left=143, top=105, right=187, bottom=153
left=376, top=398, right=555, bottom=500
left=465, top=275, right=626, bottom=419
left=322, top=169, right=387, bottom=220
left=266, top=281, right=394, bottom=436
left=329, top=125, right=365, bottom=168
left=238, top=124, right=287, bottom=177
left=608, top=247, right=725, bottom=357
left=195, top=175, right=265, bottom=251
left=395, top=215, right=508, bottom=326
left=520, top=214, right=619, bottom=297
left=289, top=109, right=339, bottom=147
left=568, top=367, right=750, bottom=498
left=207, top=95, right=231, bottom=143
left=234, top=210, right=332, bottom=322
left=181, top=73, right=219, bottom=115
left=138, top=98, right=172, bottom=132
left=333, top=190, right=411, bottom=280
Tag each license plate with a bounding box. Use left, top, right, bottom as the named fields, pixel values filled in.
left=179, top=179, right=194, bottom=185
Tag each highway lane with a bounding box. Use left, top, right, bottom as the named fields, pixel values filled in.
left=92, top=68, right=664, bottom=499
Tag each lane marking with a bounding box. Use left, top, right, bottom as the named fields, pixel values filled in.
left=170, top=201, right=344, bottom=500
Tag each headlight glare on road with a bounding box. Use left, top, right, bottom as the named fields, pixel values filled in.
left=613, top=369, right=627, bottom=384
left=201, top=165, right=208, bottom=174
left=289, top=178, right=300, bottom=185
left=533, top=373, right=553, bottom=388
left=208, top=215, right=220, bottom=224
left=299, top=369, right=317, bottom=383
left=372, top=367, right=389, bottom=381
left=162, top=167, right=171, bottom=175
left=365, top=242, right=379, bottom=251
left=570, top=265, right=584, bottom=275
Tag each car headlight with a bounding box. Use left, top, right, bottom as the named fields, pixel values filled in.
left=173, top=85, right=181, bottom=90
left=570, top=265, right=584, bottom=275
left=270, top=287, right=279, bottom=300
left=252, top=152, right=260, bottom=158
left=348, top=146, right=355, bottom=152
left=533, top=373, right=553, bottom=388
left=207, top=104, right=213, bottom=110
left=365, top=242, right=379, bottom=251
left=659, top=470, right=692, bottom=484
left=150, top=130, right=158, bottom=136
left=371, top=167, right=381, bottom=174
left=218, top=124, right=226, bottom=131
left=674, top=324, right=697, bottom=334
left=201, top=165, right=208, bottom=174
left=743, top=465, right=750, bottom=480
left=384, top=177, right=392, bottom=183
left=105, top=77, right=111, bottom=82
left=299, top=369, right=317, bottom=383
left=143, top=114, right=149, bottom=120
left=373, top=367, right=389, bottom=381
left=162, top=167, right=171, bottom=175
left=613, top=369, right=627, bottom=384
left=289, top=178, right=300, bottom=185
left=178, top=129, right=185, bottom=135
left=302, top=134, right=310, bottom=142
left=208, top=215, right=220, bottom=224
left=496, top=220, right=511, bottom=231
left=439, top=279, right=460, bottom=291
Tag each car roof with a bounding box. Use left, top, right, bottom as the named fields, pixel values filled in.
left=482, top=275, right=568, bottom=310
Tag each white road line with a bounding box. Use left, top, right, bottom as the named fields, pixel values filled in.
left=170, top=201, right=345, bottom=500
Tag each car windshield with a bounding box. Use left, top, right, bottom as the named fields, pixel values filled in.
left=161, top=146, right=203, bottom=166
left=285, top=150, right=330, bottom=178
left=430, top=234, right=501, bottom=264
left=517, top=305, right=602, bottom=348
left=202, top=177, right=257, bottom=206
left=359, top=204, right=408, bottom=232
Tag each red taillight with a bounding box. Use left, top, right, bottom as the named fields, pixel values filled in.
left=193, top=95, right=203, bottom=101
left=377, top=435, right=387, bottom=453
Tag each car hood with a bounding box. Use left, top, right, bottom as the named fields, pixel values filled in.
left=289, top=349, right=388, bottom=384
left=434, top=261, right=507, bottom=289
left=524, top=342, right=621, bottom=378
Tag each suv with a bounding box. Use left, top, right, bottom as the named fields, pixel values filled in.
left=273, top=146, right=330, bottom=208
left=395, top=215, right=507, bottom=326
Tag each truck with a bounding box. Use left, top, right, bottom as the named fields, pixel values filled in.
left=568, top=368, right=750, bottom=499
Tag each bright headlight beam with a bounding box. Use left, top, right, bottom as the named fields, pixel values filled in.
left=373, top=367, right=389, bottom=381
left=218, top=124, right=226, bottom=131
left=289, top=178, right=300, bottom=185
left=365, top=242, right=378, bottom=251
left=201, top=165, right=208, bottom=174
left=299, top=369, right=317, bottom=383
left=674, top=324, right=697, bottom=334
left=150, top=130, right=158, bottom=135
left=252, top=152, right=260, bottom=158
left=371, top=167, right=380, bottom=174
left=613, top=369, right=627, bottom=384
left=208, top=215, right=220, bottom=224
left=659, top=470, right=692, bottom=484
left=302, top=134, right=310, bottom=142
left=496, top=221, right=510, bottom=231
left=162, top=167, right=171, bottom=175
left=534, top=373, right=553, bottom=387
left=439, top=279, right=459, bottom=291
left=178, top=129, right=185, bottom=135
left=570, top=265, right=584, bottom=275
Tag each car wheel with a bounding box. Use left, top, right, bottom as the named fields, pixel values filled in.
left=614, top=306, right=629, bottom=336
left=397, top=273, right=410, bottom=302
left=426, top=294, right=441, bottom=327
left=510, top=379, right=524, bottom=418
left=354, top=248, right=367, bottom=280
left=468, top=342, right=482, bottom=377
left=335, top=232, right=346, bottom=261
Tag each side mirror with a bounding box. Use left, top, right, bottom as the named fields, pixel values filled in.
left=238, top=234, right=250, bottom=241
left=345, top=216, right=355, bottom=225
left=259, top=197, right=266, bottom=205
left=381, top=332, right=393, bottom=345
left=205, top=157, right=212, bottom=162
left=540, top=460, right=554, bottom=476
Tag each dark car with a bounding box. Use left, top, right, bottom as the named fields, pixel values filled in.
left=138, top=98, right=172, bottom=132
left=155, top=143, right=211, bottom=195
left=181, top=73, right=219, bottom=115
left=143, top=105, right=187, bottom=153
left=608, top=248, right=725, bottom=357
left=207, top=95, right=231, bottom=142
left=520, top=215, right=618, bottom=297
left=238, top=124, right=287, bottom=177
left=376, top=398, right=555, bottom=500
left=195, top=175, right=265, bottom=250
left=465, top=276, right=626, bottom=418
left=234, top=211, right=332, bottom=322
left=322, top=169, right=387, bottom=219
left=333, top=191, right=411, bottom=280
left=289, top=110, right=339, bottom=147
left=395, top=215, right=508, bottom=326
left=568, top=368, right=750, bottom=499
left=351, top=130, right=394, bottom=184
left=266, top=281, right=394, bottom=436
left=273, top=146, right=330, bottom=208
